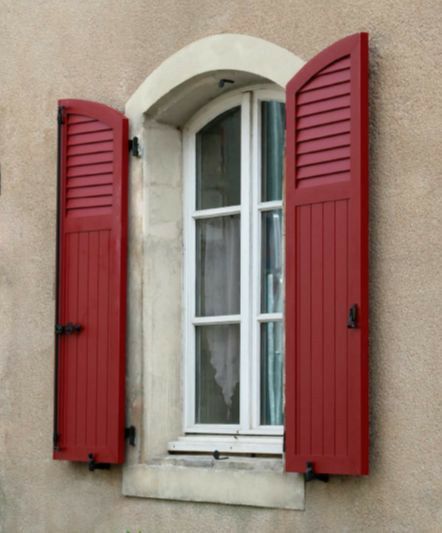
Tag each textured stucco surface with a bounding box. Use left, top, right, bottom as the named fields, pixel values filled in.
left=0, top=1, right=441, bottom=532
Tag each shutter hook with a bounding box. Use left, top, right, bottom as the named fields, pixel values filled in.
left=87, top=453, right=110, bottom=472
left=305, top=462, right=329, bottom=483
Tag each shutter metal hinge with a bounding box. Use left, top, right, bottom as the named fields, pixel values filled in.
left=55, top=322, right=82, bottom=335
left=88, top=453, right=111, bottom=472
left=125, top=425, right=136, bottom=447
left=305, top=462, right=329, bottom=483
left=283, top=431, right=286, bottom=453
left=53, top=432, right=60, bottom=451
left=128, top=137, right=140, bottom=157
left=57, top=106, right=64, bottom=125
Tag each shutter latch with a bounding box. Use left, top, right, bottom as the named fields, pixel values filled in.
left=347, top=304, right=358, bottom=329
left=128, top=136, right=140, bottom=157
left=305, top=462, right=329, bottom=483
left=55, top=322, right=82, bottom=335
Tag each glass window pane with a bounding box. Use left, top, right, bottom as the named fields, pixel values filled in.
left=196, top=215, right=240, bottom=316
left=196, top=106, right=241, bottom=210
left=261, top=210, right=283, bottom=313
left=260, top=321, right=284, bottom=426
left=261, top=101, right=285, bottom=202
left=196, top=324, right=240, bottom=424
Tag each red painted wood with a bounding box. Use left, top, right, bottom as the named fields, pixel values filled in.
left=68, top=140, right=114, bottom=156
left=297, top=145, right=350, bottom=167
left=54, top=99, right=128, bottom=464
left=68, top=152, right=114, bottom=166
left=67, top=185, right=114, bottom=199
left=297, top=158, right=350, bottom=180
left=297, top=120, right=351, bottom=142
left=68, top=120, right=110, bottom=135
left=297, top=106, right=351, bottom=129
left=67, top=176, right=114, bottom=190
left=67, top=162, right=114, bottom=177
left=297, top=132, right=350, bottom=155
left=68, top=129, right=113, bottom=146
left=297, top=81, right=351, bottom=105
left=285, top=33, right=369, bottom=475
left=304, top=68, right=351, bottom=91
left=297, top=94, right=351, bottom=117
left=320, top=56, right=352, bottom=74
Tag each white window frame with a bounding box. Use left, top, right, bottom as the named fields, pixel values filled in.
left=180, top=85, right=285, bottom=451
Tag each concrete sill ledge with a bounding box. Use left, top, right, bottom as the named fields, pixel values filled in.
left=122, top=456, right=304, bottom=510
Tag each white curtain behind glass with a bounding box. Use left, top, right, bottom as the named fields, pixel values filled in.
left=200, top=217, right=240, bottom=414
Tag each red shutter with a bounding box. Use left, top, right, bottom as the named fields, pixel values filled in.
left=285, top=33, right=369, bottom=476
left=53, top=99, right=128, bottom=466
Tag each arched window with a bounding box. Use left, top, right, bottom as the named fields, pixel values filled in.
left=183, top=86, right=285, bottom=441
left=122, top=32, right=367, bottom=505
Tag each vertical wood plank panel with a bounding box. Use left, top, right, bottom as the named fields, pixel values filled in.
left=97, top=230, right=110, bottom=448
left=335, top=200, right=348, bottom=456
left=86, top=231, right=99, bottom=447
left=76, top=232, right=89, bottom=447
left=298, top=205, right=312, bottom=455
left=64, top=232, right=79, bottom=447
left=294, top=206, right=301, bottom=455
left=311, top=203, right=324, bottom=456
left=323, top=201, right=336, bottom=456
left=106, top=237, right=119, bottom=456
left=62, top=233, right=71, bottom=446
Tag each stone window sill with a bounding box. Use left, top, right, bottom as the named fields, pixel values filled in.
left=122, top=455, right=304, bottom=510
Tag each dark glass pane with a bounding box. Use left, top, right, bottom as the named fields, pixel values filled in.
left=261, top=101, right=286, bottom=202
left=196, top=107, right=241, bottom=209
left=260, top=321, right=284, bottom=425
left=196, top=215, right=240, bottom=316
left=261, top=210, right=283, bottom=313
left=196, top=324, right=240, bottom=424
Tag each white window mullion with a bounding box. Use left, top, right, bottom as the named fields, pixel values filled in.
left=257, top=312, right=283, bottom=322
left=192, top=315, right=241, bottom=325
left=258, top=200, right=283, bottom=212
left=239, top=92, right=252, bottom=433
left=193, top=205, right=241, bottom=219
left=250, top=92, right=262, bottom=431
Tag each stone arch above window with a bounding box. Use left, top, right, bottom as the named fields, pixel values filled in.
left=126, top=33, right=304, bottom=126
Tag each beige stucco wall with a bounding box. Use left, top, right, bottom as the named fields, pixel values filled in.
left=0, top=0, right=441, bottom=531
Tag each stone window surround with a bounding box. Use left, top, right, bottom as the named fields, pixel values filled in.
left=123, top=33, right=306, bottom=510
